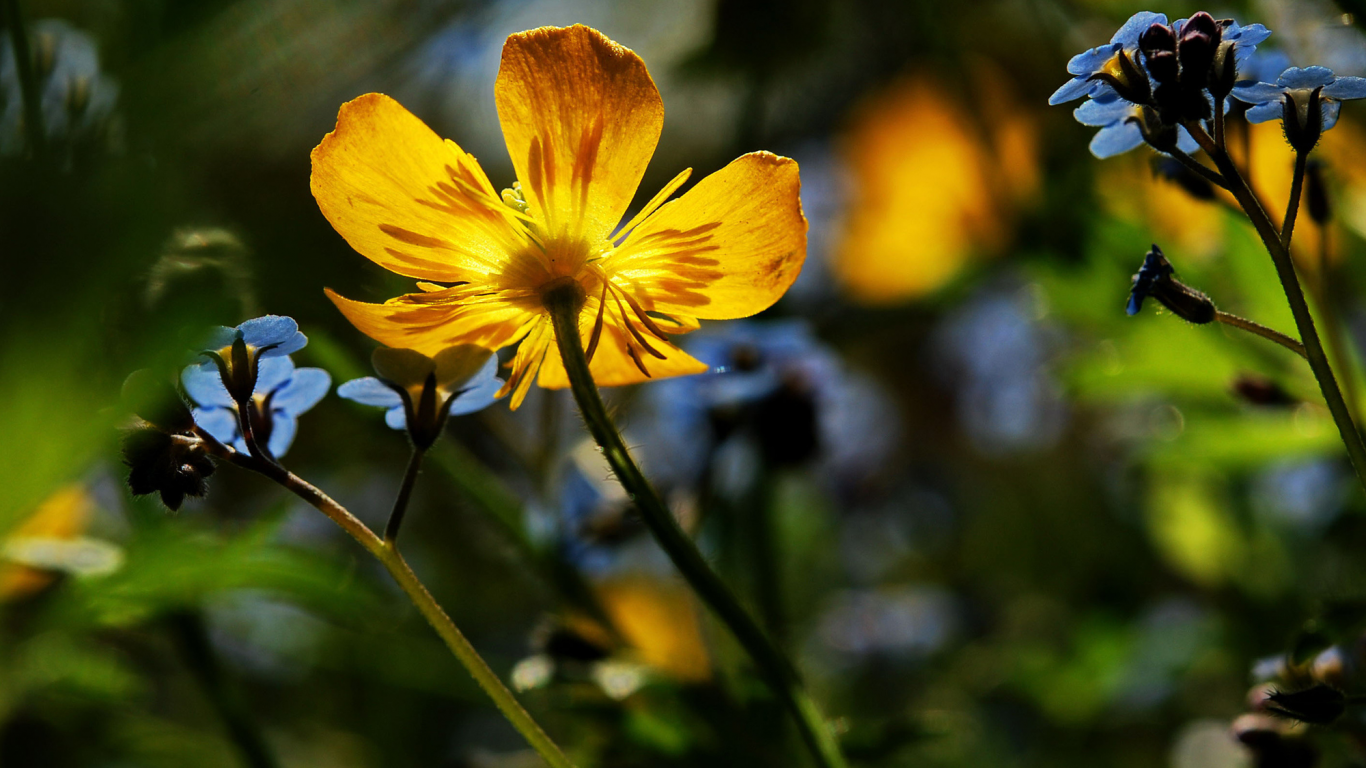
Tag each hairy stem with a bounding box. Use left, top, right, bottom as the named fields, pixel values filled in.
left=1170, top=147, right=1230, bottom=191
left=543, top=285, right=848, bottom=768
left=199, top=436, right=576, bottom=768
left=1215, top=311, right=1306, bottom=358
left=385, top=448, right=425, bottom=544
left=1283, top=151, right=1308, bottom=250
left=1185, top=121, right=1366, bottom=492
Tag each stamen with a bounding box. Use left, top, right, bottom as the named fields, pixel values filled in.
left=608, top=286, right=667, bottom=360
left=613, top=168, right=693, bottom=245
left=614, top=286, right=671, bottom=341
left=586, top=280, right=609, bottom=364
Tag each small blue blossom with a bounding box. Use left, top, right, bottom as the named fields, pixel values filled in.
left=201, top=315, right=307, bottom=363
left=1049, top=11, right=1166, bottom=106
left=1238, top=49, right=1293, bottom=86
left=1215, top=19, right=1272, bottom=67
left=1074, top=98, right=1200, bottom=158
left=338, top=351, right=502, bottom=430
left=183, top=356, right=331, bottom=458
left=1232, top=66, right=1366, bottom=132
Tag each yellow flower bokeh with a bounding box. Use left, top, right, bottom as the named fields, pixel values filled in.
left=832, top=74, right=1039, bottom=304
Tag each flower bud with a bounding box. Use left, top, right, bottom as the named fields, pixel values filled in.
left=1128, top=245, right=1216, bottom=324
left=1088, top=49, right=1152, bottom=105
left=1152, top=156, right=1216, bottom=200
left=122, top=427, right=215, bottom=511
left=1209, top=40, right=1239, bottom=99
left=1264, top=684, right=1346, bottom=724
left=1282, top=87, right=1325, bottom=155
left=1140, top=23, right=1179, bottom=84
left=1177, top=12, right=1221, bottom=85
left=1232, top=374, right=1296, bottom=407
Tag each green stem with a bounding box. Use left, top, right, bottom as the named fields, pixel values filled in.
left=1169, top=148, right=1229, bottom=191
left=1184, top=121, right=1366, bottom=493
left=168, top=610, right=280, bottom=768
left=1, top=0, right=45, bottom=156
left=1316, top=222, right=1363, bottom=433
left=202, top=436, right=576, bottom=768
left=542, top=283, right=848, bottom=768
left=1283, top=151, right=1308, bottom=250
left=1214, top=310, right=1306, bottom=358
left=385, top=447, right=425, bottom=544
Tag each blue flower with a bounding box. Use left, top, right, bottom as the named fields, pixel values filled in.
left=338, top=345, right=502, bottom=447
left=1232, top=65, right=1366, bottom=132
left=196, top=315, right=309, bottom=403
left=183, top=356, right=331, bottom=458
left=1049, top=11, right=1167, bottom=106
left=1074, top=98, right=1200, bottom=158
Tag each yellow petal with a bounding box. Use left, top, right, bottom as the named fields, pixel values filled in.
left=326, top=287, right=536, bottom=357
left=609, top=152, right=806, bottom=320
left=536, top=314, right=708, bottom=389
left=495, top=25, right=662, bottom=240
left=311, top=93, right=528, bottom=283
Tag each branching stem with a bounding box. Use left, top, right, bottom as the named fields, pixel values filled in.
left=1215, top=310, right=1306, bottom=358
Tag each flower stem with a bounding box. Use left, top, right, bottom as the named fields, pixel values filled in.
left=1169, top=148, right=1230, bottom=191
left=1185, top=121, right=1366, bottom=492
left=542, top=286, right=848, bottom=768
left=1, top=0, right=45, bottom=156
left=201, top=436, right=576, bottom=768
left=385, top=447, right=425, bottom=544
left=1214, top=310, right=1306, bottom=358
left=1283, top=151, right=1308, bottom=250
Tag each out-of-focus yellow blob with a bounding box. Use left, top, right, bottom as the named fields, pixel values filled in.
left=595, top=575, right=711, bottom=683
left=1097, top=155, right=1224, bottom=259
left=833, top=75, right=1038, bottom=303
left=0, top=485, right=92, bottom=600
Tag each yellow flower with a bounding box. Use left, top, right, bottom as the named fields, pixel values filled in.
left=313, top=25, right=807, bottom=409
left=832, top=75, right=1038, bottom=303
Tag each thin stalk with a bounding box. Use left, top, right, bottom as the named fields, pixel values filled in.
left=1215, top=310, right=1306, bottom=358
left=1184, top=121, right=1366, bottom=492
left=233, top=399, right=270, bottom=463
left=1213, top=95, right=1227, bottom=154
left=198, top=434, right=577, bottom=768
left=168, top=610, right=280, bottom=768
left=1283, top=151, right=1308, bottom=250
left=385, top=448, right=425, bottom=544
left=2, top=0, right=45, bottom=156
left=1169, top=147, right=1230, bottom=191
left=542, top=284, right=848, bottom=768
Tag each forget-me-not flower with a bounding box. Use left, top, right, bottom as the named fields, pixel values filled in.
left=337, top=345, right=502, bottom=448
left=184, top=355, right=331, bottom=458
left=1233, top=66, right=1366, bottom=135
left=197, top=315, right=308, bottom=403
left=1049, top=11, right=1167, bottom=106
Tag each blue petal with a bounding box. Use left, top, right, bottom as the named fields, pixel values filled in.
left=272, top=368, right=331, bottom=416
left=192, top=407, right=239, bottom=444
left=1111, top=11, right=1167, bottom=47
left=1232, top=81, right=1285, bottom=104
left=255, top=356, right=295, bottom=394
left=1323, top=99, right=1343, bottom=132
left=1049, top=76, right=1097, bottom=105
left=1126, top=293, right=1144, bottom=316
left=182, top=364, right=234, bottom=408
left=1074, top=97, right=1134, bottom=127
left=1066, top=44, right=1119, bottom=76
left=337, top=377, right=405, bottom=409
left=238, top=315, right=298, bottom=348
left=384, top=406, right=408, bottom=430
left=1090, top=121, right=1145, bottom=158
left=446, top=354, right=504, bottom=416
left=1323, top=76, right=1366, bottom=100
left=1229, top=23, right=1271, bottom=48
left=1246, top=101, right=1284, bottom=123
left=267, top=414, right=298, bottom=458
left=1278, top=66, right=1335, bottom=89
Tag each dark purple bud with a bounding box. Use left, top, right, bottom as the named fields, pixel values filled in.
left=1128, top=244, right=1216, bottom=324
left=123, top=426, right=216, bottom=511
left=1177, top=12, right=1221, bottom=87
left=1140, top=23, right=1179, bottom=84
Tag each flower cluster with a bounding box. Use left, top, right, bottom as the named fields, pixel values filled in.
left=1051, top=11, right=1271, bottom=157
left=184, top=317, right=328, bottom=460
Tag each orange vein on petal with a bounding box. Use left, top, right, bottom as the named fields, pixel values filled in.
left=313, top=25, right=806, bottom=409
